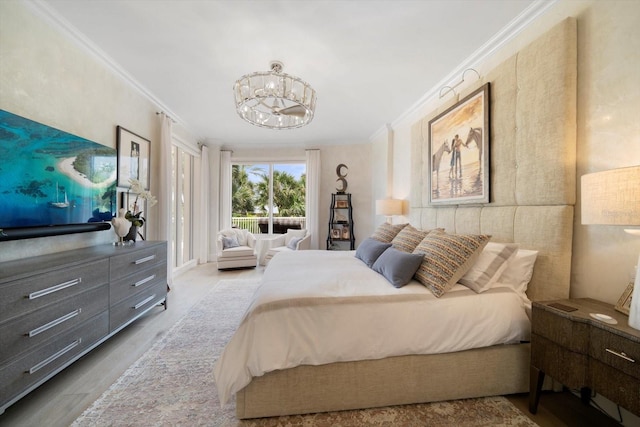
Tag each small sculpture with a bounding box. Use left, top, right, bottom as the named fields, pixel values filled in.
left=112, top=208, right=131, bottom=245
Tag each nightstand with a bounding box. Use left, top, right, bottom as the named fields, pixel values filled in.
left=529, top=298, right=640, bottom=416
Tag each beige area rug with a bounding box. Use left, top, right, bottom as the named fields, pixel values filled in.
left=72, top=279, right=538, bottom=427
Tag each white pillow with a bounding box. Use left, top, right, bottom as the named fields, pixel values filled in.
left=494, top=249, right=539, bottom=293
left=285, top=229, right=307, bottom=245
left=459, top=242, right=519, bottom=293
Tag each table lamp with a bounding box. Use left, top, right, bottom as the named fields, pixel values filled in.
left=376, top=199, right=403, bottom=224
left=581, top=165, right=640, bottom=329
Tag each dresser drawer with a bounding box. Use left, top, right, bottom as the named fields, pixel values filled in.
left=532, top=305, right=589, bottom=353
left=531, top=333, right=588, bottom=388
left=109, top=244, right=167, bottom=282
left=0, top=312, right=108, bottom=408
left=109, top=281, right=166, bottom=332
left=0, top=285, right=109, bottom=364
left=591, top=359, right=640, bottom=415
left=0, top=259, right=109, bottom=324
left=109, top=264, right=167, bottom=307
left=590, top=326, right=640, bottom=380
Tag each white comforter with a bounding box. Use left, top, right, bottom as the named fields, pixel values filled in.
left=214, top=250, right=531, bottom=404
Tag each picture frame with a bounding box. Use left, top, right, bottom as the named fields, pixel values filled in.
left=341, top=227, right=350, bottom=240
left=615, top=282, right=634, bottom=315
left=331, top=228, right=341, bottom=239
left=120, top=191, right=146, bottom=240
left=428, top=83, right=490, bottom=205
left=336, top=200, right=349, bottom=208
left=117, top=126, right=151, bottom=190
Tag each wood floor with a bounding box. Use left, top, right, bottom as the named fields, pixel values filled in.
left=0, top=263, right=623, bottom=427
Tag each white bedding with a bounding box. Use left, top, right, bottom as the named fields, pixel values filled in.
left=214, top=250, right=531, bottom=404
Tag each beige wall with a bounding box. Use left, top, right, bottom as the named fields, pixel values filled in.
left=0, top=1, right=198, bottom=263
left=385, top=0, right=640, bottom=304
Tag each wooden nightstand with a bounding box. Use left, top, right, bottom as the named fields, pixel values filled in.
left=529, top=298, right=640, bottom=416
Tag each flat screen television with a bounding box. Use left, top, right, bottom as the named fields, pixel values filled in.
left=0, top=109, right=116, bottom=241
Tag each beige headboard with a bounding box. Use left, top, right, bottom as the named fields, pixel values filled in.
left=410, top=18, right=577, bottom=302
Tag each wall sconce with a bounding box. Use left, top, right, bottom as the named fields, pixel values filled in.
left=582, top=165, right=640, bottom=329
left=376, top=199, right=403, bottom=224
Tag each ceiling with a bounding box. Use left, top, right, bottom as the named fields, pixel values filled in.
left=39, top=0, right=540, bottom=148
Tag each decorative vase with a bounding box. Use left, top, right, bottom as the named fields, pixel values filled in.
left=112, top=208, right=131, bottom=245
left=124, top=225, right=138, bottom=242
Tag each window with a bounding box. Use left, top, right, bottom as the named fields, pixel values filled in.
left=232, top=162, right=306, bottom=234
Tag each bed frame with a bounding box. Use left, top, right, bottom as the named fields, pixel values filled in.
left=235, top=18, right=577, bottom=419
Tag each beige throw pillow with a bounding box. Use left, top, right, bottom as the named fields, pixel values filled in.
left=371, top=223, right=408, bottom=243
left=391, top=224, right=432, bottom=253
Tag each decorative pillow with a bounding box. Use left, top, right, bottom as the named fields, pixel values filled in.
left=287, top=237, right=302, bottom=250
left=413, top=231, right=491, bottom=297
left=391, top=224, right=431, bottom=253
left=494, top=249, right=539, bottom=293
left=222, top=235, right=240, bottom=249
left=459, top=242, right=519, bottom=293
left=285, top=229, right=307, bottom=245
left=371, top=223, right=408, bottom=243
left=355, top=237, right=392, bottom=267
left=372, top=247, right=424, bottom=288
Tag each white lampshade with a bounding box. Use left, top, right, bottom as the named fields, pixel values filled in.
left=581, top=166, right=640, bottom=227
left=376, top=199, right=403, bottom=217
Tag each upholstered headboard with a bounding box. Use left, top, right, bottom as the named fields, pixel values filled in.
left=410, top=18, right=577, bottom=302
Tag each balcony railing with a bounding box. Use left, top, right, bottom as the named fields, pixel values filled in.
left=232, top=217, right=306, bottom=234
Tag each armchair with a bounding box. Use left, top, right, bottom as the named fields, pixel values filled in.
left=263, top=229, right=311, bottom=265
left=216, top=228, right=257, bottom=270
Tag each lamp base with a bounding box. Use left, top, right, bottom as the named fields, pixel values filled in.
left=628, top=254, right=640, bottom=330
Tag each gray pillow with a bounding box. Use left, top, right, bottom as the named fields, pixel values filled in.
left=287, top=236, right=302, bottom=250
left=372, top=247, right=424, bottom=288
left=222, top=236, right=239, bottom=249
left=355, top=237, right=392, bottom=267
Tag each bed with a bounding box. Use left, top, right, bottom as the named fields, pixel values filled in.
left=217, top=17, right=577, bottom=419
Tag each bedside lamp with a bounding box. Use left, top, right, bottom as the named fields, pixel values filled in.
left=581, top=165, right=640, bottom=329
left=376, top=199, right=403, bottom=224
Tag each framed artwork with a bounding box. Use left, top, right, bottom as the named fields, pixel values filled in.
left=117, top=126, right=150, bottom=190
left=336, top=200, right=349, bottom=208
left=615, top=282, right=634, bottom=315
left=428, top=83, right=490, bottom=205
left=331, top=228, right=341, bottom=239
left=341, top=226, right=350, bottom=239
left=120, top=191, right=146, bottom=240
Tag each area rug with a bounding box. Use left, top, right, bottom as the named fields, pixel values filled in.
left=72, top=279, right=538, bottom=427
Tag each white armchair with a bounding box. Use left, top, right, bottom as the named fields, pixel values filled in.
left=216, top=228, right=257, bottom=270
left=263, top=229, right=311, bottom=265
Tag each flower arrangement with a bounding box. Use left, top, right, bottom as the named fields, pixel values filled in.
left=125, top=178, right=158, bottom=228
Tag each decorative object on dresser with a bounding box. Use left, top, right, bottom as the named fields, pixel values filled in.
left=581, top=166, right=640, bottom=329
left=428, top=83, right=490, bottom=205
left=529, top=298, right=640, bottom=417
left=375, top=198, right=403, bottom=224
left=0, top=109, right=117, bottom=241
left=0, top=241, right=168, bottom=414
left=327, top=193, right=354, bottom=250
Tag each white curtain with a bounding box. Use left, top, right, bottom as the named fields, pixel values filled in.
left=158, top=114, right=173, bottom=285
left=198, top=145, right=210, bottom=263
left=305, top=149, right=321, bottom=249
left=219, top=150, right=232, bottom=230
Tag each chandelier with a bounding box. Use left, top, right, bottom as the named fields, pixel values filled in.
left=233, top=61, right=316, bottom=129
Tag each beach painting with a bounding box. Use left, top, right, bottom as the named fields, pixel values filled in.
left=0, top=109, right=117, bottom=229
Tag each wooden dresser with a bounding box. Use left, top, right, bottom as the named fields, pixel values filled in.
left=0, top=241, right=167, bottom=414
left=530, top=298, right=640, bottom=416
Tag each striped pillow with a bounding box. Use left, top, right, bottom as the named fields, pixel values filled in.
left=413, top=231, right=491, bottom=297
left=371, top=223, right=407, bottom=243
left=391, top=224, right=432, bottom=253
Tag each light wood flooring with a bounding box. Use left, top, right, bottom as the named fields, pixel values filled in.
left=0, top=264, right=623, bottom=427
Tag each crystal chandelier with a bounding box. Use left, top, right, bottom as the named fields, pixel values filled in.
left=233, top=61, right=317, bottom=129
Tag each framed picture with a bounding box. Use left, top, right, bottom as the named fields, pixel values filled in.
left=341, top=227, right=350, bottom=239
left=615, top=282, right=634, bottom=315
left=331, top=228, right=341, bottom=239
left=117, top=126, right=151, bottom=190
left=336, top=200, right=348, bottom=208
left=120, top=191, right=146, bottom=240
left=428, top=83, right=490, bottom=205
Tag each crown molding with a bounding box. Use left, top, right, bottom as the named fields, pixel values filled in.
left=26, top=0, right=187, bottom=129
left=372, top=0, right=557, bottom=139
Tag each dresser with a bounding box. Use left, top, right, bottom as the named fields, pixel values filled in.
left=0, top=241, right=167, bottom=414
left=529, top=298, right=640, bottom=416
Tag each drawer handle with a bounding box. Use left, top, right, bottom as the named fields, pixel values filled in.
left=133, top=275, right=156, bottom=287
left=134, top=255, right=156, bottom=265
left=28, top=339, right=81, bottom=374
left=28, top=309, right=82, bottom=337
left=133, top=294, right=156, bottom=310
left=28, top=278, right=82, bottom=300
left=606, top=348, right=636, bottom=363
